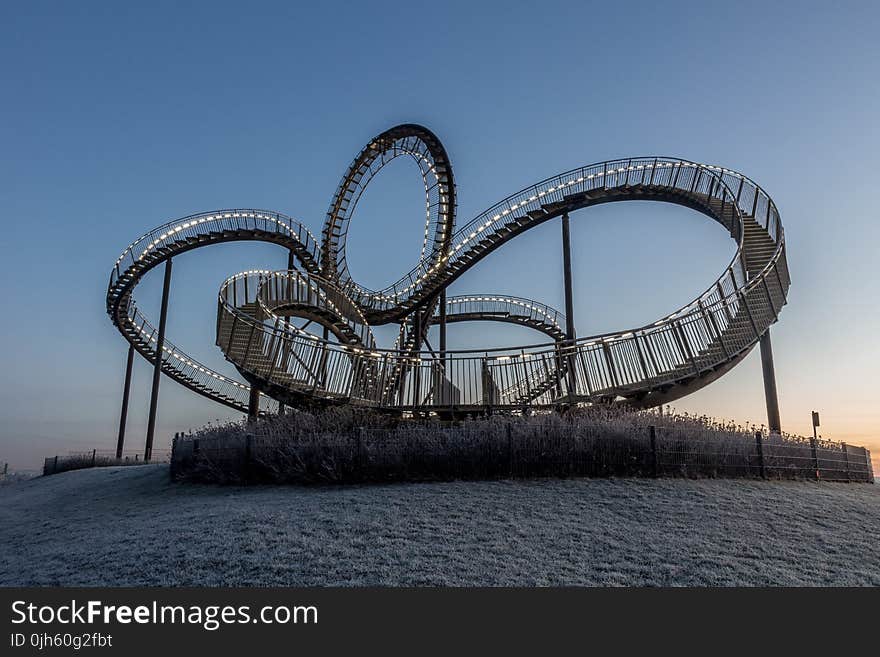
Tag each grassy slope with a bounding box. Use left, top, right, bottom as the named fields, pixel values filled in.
left=0, top=465, right=877, bottom=586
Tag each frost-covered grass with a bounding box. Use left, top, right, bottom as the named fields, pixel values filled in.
left=0, top=465, right=878, bottom=586
left=44, top=452, right=169, bottom=477
left=0, top=471, right=37, bottom=486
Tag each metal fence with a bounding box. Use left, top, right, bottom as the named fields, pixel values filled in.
left=0, top=464, right=39, bottom=485
left=170, top=423, right=874, bottom=485
left=43, top=449, right=171, bottom=476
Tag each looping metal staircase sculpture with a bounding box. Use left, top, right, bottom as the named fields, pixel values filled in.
left=107, top=124, right=789, bottom=421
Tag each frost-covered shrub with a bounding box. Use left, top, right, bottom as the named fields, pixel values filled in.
left=170, top=405, right=870, bottom=485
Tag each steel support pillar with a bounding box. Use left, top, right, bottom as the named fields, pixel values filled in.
left=116, top=343, right=135, bottom=459
left=248, top=384, right=260, bottom=420
left=412, top=312, right=422, bottom=409
left=278, top=249, right=296, bottom=417
left=759, top=329, right=781, bottom=434
left=144, top=258, right=172, bottom=462
left=439, top=290, right=447, bottom=366
left=322, top=326, right=329, bottom=385
left=561, top=213, right=577, bottom=396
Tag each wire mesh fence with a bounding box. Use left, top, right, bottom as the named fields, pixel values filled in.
left=43, top=449, right=171, bottom=476
left=169, top=418, right=874, bottom=486
left=0, top=462, right=38, bottom=484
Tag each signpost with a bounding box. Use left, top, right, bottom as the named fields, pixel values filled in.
left=810, top=410, right=820, bottom=479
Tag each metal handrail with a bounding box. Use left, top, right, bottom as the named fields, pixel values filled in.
left=106, top=211, right=321, bottom=414
left=214, top=153, right=788, bottom=409
left=222, top=163, right=782, bottom=352
left=217, top=249, right=787, bottom=407
left=107, top=130, right=788, bottom=415
left=343, top=159, right=759, bottom=306
left=109, top=209, right=320, bottom=287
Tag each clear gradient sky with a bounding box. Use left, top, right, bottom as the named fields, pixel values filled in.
left=1, top=1, right=878, bottom=471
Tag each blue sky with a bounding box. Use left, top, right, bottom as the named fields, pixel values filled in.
left=1, top=1, right=878, bottom=469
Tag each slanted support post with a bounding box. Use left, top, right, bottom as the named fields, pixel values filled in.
left=759, top=329, right=781, bottom=434
left=116, top=343, right=135, bottom=459
left=561, top=213, right=577, bottom=396
left=145, top=258, right=173, bottom=462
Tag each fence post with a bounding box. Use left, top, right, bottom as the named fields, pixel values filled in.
left=841, top=443, right=850, bottom=483
left=357, top=427, right=365, bottom=479
left=244, top=433, right=253, bottom=483
left=170, top=434, right=179, bottom=481
left=2, top=463, right=7, bottom=477
left=649, top=426, right=659, bottom=478
left=755, top=431, right=766, bottom=480
left=54, top=455, right=58, bottom=473
left=91, top=449, right=96, bottom=467
left=507, top=423, right=514, bottom=478
left=810, top=436, right=820, bottom=481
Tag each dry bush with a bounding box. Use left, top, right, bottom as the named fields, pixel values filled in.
left=169, top=405, right=868, bottom=485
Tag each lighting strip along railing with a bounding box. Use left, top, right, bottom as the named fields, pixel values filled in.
left=109, top=209, right=320, bottom=289
left=106, top=211, right=318, bottom=414
left=215, top=155, right=787, bottom=410
left=340, top=158, right=783, bottom=319
left=442, top=295, right=564, bottom=334
left=253, top=270, right=377, bottom=350
left=109, top=130, right=788, bottom=415
left=322, top=126, right=455, bottom=303
left=330, top=141, right=445, bottom=281
left=122, top=301, right=277, bottom=414
left=216, top=242, right=786, bottom=409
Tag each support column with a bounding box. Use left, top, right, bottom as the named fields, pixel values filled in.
left=759, top=329, right=781, bottom=434
left=412, top=312, right=422, bottom=409
left=561, top=213, right=577, bottom=396
left=145, top=259, right=173, bottom=462
left=561, top=213, right=576, bottom=342
left=321, top=326, right=329, bottom=386
left=278, top=249, right=296, bottom=417
left=248, top=384, right=260, bottom=420
left=438, top=290, right=448, bottom=406
left=116, top=343, right=135, bottom=459
left=439, top=290, right=447, bottom=365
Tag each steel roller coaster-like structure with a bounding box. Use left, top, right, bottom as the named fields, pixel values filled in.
left=107, top=124, right=790, bottom=459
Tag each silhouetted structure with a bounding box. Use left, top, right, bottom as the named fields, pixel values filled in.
left=107, top=125, right=789, bottom=459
